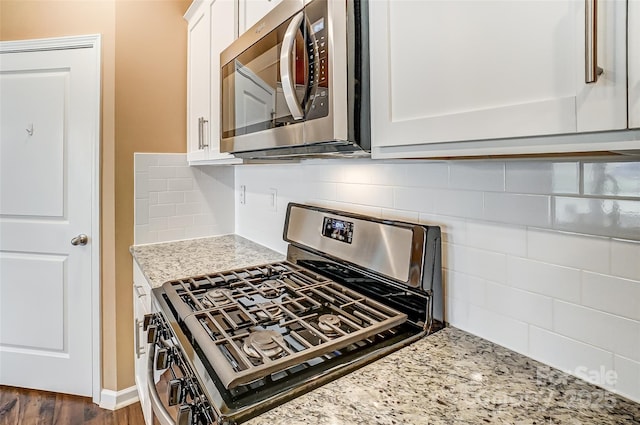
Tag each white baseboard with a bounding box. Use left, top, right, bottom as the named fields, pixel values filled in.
left=99, top=385, right=139, bottom=410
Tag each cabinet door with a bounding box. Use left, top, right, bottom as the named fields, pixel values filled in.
left=630, top=0, right=640, bottom=128
left=186, top=3, right=211, bottom=162
left=133, top=262, right=152, bottom=425
left=238, top=0, right=283, bottom=34
left=370, top=0, right=627, bottom=151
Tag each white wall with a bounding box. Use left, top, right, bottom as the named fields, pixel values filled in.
left=133, top=153, right=234, bottom=244
left=234, top=158, right=640, bottom=403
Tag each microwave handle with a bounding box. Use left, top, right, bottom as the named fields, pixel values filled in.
left=280, top=11, right=305, bottom=120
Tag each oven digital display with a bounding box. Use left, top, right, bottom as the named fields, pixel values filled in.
left=322, top=217, right=353, bottom=244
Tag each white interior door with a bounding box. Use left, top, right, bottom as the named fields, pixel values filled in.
left=0, top=36, right=101, bottom=398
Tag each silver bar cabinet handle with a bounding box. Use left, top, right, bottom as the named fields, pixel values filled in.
left=197, top=117, right=203, bottom=150
left=280, top=12, right=305, bottom=120
left=134, top=317, right=146, bottom=359
left=201, top=118, right=209, bottom=148
left=585, top=0, right=603, bottom=83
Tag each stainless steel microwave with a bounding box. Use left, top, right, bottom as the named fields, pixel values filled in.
left=220, top=0, right=370, bottom=159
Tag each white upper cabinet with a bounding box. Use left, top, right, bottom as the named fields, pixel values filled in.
left=185, top=0, right=241, bottom=165
left=186, top=1, right=211, bottom=162
left=630, top=0, right=640, bottom=129
left=370, top=0, right=631, bottom=158
left=238, top=0, right=284, bottom=34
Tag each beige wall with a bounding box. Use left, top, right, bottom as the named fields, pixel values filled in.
left=1, top=0, right=189, bottom=392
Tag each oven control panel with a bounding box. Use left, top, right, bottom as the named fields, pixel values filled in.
left=322, top=217, right=353, bottom=244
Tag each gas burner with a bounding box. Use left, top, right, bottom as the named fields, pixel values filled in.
left=254, top=280, right=283, bottom=299
left=254, top=303, right=284, bottom=321
left=243, top=330, right=285, bottom=359
left=317, top=314, right=341, bottom=335
left=202, top=288, right=234, bottom=308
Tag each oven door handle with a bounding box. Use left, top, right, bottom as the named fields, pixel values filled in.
left=280, top=11, right=305, bottom=120
left=147, top=341, right=176, bottom=425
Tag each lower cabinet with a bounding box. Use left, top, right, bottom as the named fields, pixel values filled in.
left=133, top=261, right=152, bottom=425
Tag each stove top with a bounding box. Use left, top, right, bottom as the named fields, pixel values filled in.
left=163, top=261, right=409, bottom=389
left=149, top=203, right=443, bottom=424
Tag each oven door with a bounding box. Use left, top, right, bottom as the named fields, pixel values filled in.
left=220, top=0, right=340, bottom=154
left=146, top=312, right=218, bottom=425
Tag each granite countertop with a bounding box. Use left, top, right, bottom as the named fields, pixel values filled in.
left=246, top=327, right=640, bottom=425
left=130, top=235, right=640, bottom=425
left=130, top=234, right=284, bottom=288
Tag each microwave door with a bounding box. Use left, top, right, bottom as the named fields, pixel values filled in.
left=234, top=60, right=276, bottom=135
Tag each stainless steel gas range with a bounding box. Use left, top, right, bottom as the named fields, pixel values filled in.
left=144, top=203, right=443, bottom=425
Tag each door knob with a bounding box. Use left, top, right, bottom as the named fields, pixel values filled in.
left=71, top=234, right=88, bottom=246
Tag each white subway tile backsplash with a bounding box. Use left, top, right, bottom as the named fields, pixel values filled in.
left=553, top=301, right=640, bottom=362
left=193, top=214, right=217, bottom=226
left=369, top=163, right=410, bottom=187
left=400, top=161, right=449, bottom=188
left=583, top=161, right=640, bottom=198
left=529, top=326, right=615, bottom=385
left=611, top=239, right=640, bottom=280
left=507, top=257, right=581, bottom=303
left=554, top=197, right=640, bottom=239
left=467, top=305, right=529, bottom=354
left=394, top=187, right=437, bottom=213
left=466, top=221, right=526, bottom=256
left=335, top=183, right=393, bottom=208
left=613, top=355, right=640, bottom=402
left=158, top=191, right=185, bottom=205
left=527, top=228, right=610, bottom=274
left=149, top=217, right=168, bottom=232
left=380, top=208, right=420, bottom=223
left=184, top=225, right=217, bottom=239
left=135, top=173, right=148, bottom=199
left=156, top=153, right=189, bottom=166
left=302, top=163, right=344, bottom=182
left=157, top=228, right=186, bottom=241
left=434, top=189, right=484, bottom=219
left=149, top=204, right=176, bottom=218
left=582, top=272, right=640, bottom=321
left=184, top=190, right=205, bottom=203
left=148, top=179, right=168, bottom=192
left=134, top=153, right=233, bottom=245
left=148, top=166, right=177, bottom=179
left=483, top=192, right=551, bottom=227
left=135, top=199, right=149, bottom=226
left=167, top=178, right=193, bottom=191
left=465, top=246, right=507, bottom=284
left=176, top=202, right=202, bottom=215
left=420, top=214, right=467, bottom=245
left=449, top=161, right=504, bottom=192
left=175, top=166, right=197, bottom=178
left=445, top=269, right=485, bottom=306
left=341, top=163, right=375, bottom=184
left=134, top=153, right=159, bottom=169
left=484, top=282, right=553, bottom=329
left=134, top=225, right=156, bottom=245
left=505, top=161, right=579, bottom=195
left=446, top=297, right=470, bottom=329
left=168, top=215, right=195, bottom=229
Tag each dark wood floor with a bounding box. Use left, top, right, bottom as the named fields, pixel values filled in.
left=0, top=385, right=146, bottom=425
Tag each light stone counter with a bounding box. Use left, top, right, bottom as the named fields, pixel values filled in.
left=246, top=327, right=640, bottom=425
left=131, top=235, right=640, bottom=424
left=130, top=234, right=284, bottom=288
